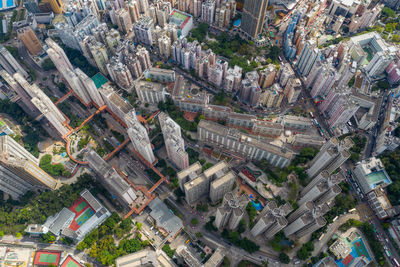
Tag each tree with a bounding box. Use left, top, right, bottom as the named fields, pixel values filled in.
left=246, top=202, right=257, bottom=227
left=238, top=219, right=246, bottom=234
left=191, top=218, right=199, bottom=225
left=195, top=232, right=202, bottom=238
left=279, top=252, right=290, bottom=264
left=382, top=7, right=396, bottom=18
left=162, top=244, right=175, bottom=258
left=40, top=232, right=56, bottom=243
left=136, top=222, right=142, bottom=230
left=42, top=58, right=56, bottom=71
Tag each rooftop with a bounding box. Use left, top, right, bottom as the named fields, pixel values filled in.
left=91, top=73, right=108, bottom=89
left=148, top=198, right=183, bottom=239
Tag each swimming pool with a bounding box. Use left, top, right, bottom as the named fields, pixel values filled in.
left=233, top=19, right=241, bottom=27
left=0, top=0, right=16, bottom=10
left=366, top=170, right=391, bottom=189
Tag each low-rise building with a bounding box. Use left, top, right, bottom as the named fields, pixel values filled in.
left=144, top=68, right=175, bottom=83
left=148, top=197, right=183, bottom=242
left=282, top=115, right=313, bottom=131
left=115, top=248, right=177, bottom=267
left=353, top=157, right=392, bottom=194
left=42, top=189, right=111, bottom=241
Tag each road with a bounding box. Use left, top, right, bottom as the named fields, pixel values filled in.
left=364, top=91, right=390, bottom=158
left=312, top=212, right=360, bottom=257
left=285, top=56, right=332, bottom=137
left=164, top=193, right=280, bottom=265
left=345, top=168, right=400, bottom=264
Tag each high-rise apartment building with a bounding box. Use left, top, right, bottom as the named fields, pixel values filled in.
left=137, top=46, right=152, bottom=70
left=42, top=0, right=63, bottom=13
left=0, top=135, right=57, bottom=199
left=46, top=39, right=104, bottom=107
left=90, top=42, right=109, bottom=75
left=9, top=73, right=69, bottom=136
left=296, top=40, right=322, bottom=77
left=177, top=161, right=235, bottom=205
left=209, top=170, right=235, bottom=203
left=86, top=150, right=138, bottom=209
left=298, top=171, right=344, bottom=205
left=251, top=202, right=292, bottom=239
left=201, top=0, right=215, bottom=24
left=127, top=0, right=140, bottom=23
left=158, top=112, right=189, bottom=170
left=125, top=110, right=155, bottom=164
left=74, top=68, right=105, bottom=107
left=116, top=8, right=133, bottom=33
left=307, top=137, right=353, bottom=178
left=214, top=192, right=248, bottom=230
left=45, top=38, right=73, bottom=71
left=134, top=16, right=154, bottom=46
left=0, top=70, right=38, bottom=113
left=99, top=84, right=133, bottom=121
left=0, top=44, right=28, bottom=78
left=17, top=27, right=43, bottom=56
left=284, top=202, right=328, bottom=238
left=135, top=80, right=167, bottom=104
left=106, top=58, right=134, bottom=91
left=240, top=0, right=268, bottom=40
left=259, top=64, right=278, bottom=89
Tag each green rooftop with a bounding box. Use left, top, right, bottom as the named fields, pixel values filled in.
left=91, top=73, right=108, bottom=89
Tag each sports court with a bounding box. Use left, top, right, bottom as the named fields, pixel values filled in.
left=33, top=251, right=62, bottom=266
left=60, top=255, right=83, bottom=267
left=75, top=201, right=87, bottom=213
left=67, top=197, right=95, bottom=231
left=335, top=237, right=371, bottom=267
left=76, top=208, right=95, bottom=226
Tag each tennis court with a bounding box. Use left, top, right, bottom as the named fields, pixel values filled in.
left=75, top=201, right=87, bottom=213
left=61, top=255, right=83, bottom=267
left=34, top=251, right=62, bottom=266
left=40, top=254, right=58, bottom=264
left=76, top=208, right=95, bottom=226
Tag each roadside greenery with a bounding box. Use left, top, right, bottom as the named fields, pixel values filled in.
left=162, top=244, right=175, bottom=258
left=296, top=241, right=314, bottom=260
left=279, top=252, right=290, bottom=264
left=42, top=58, right=56, bottom=71
left=221, top=229, right=260, bottom=253
left=380, top=146, right=400, bottom=205
left=349, top=135, right=367, bottom=162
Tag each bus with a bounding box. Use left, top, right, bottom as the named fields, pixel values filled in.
left=385, top=249, right=392, bottom=257
left=310, top=111, right=315, bottom=118
left=393, top=258, right=400, bottom=267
